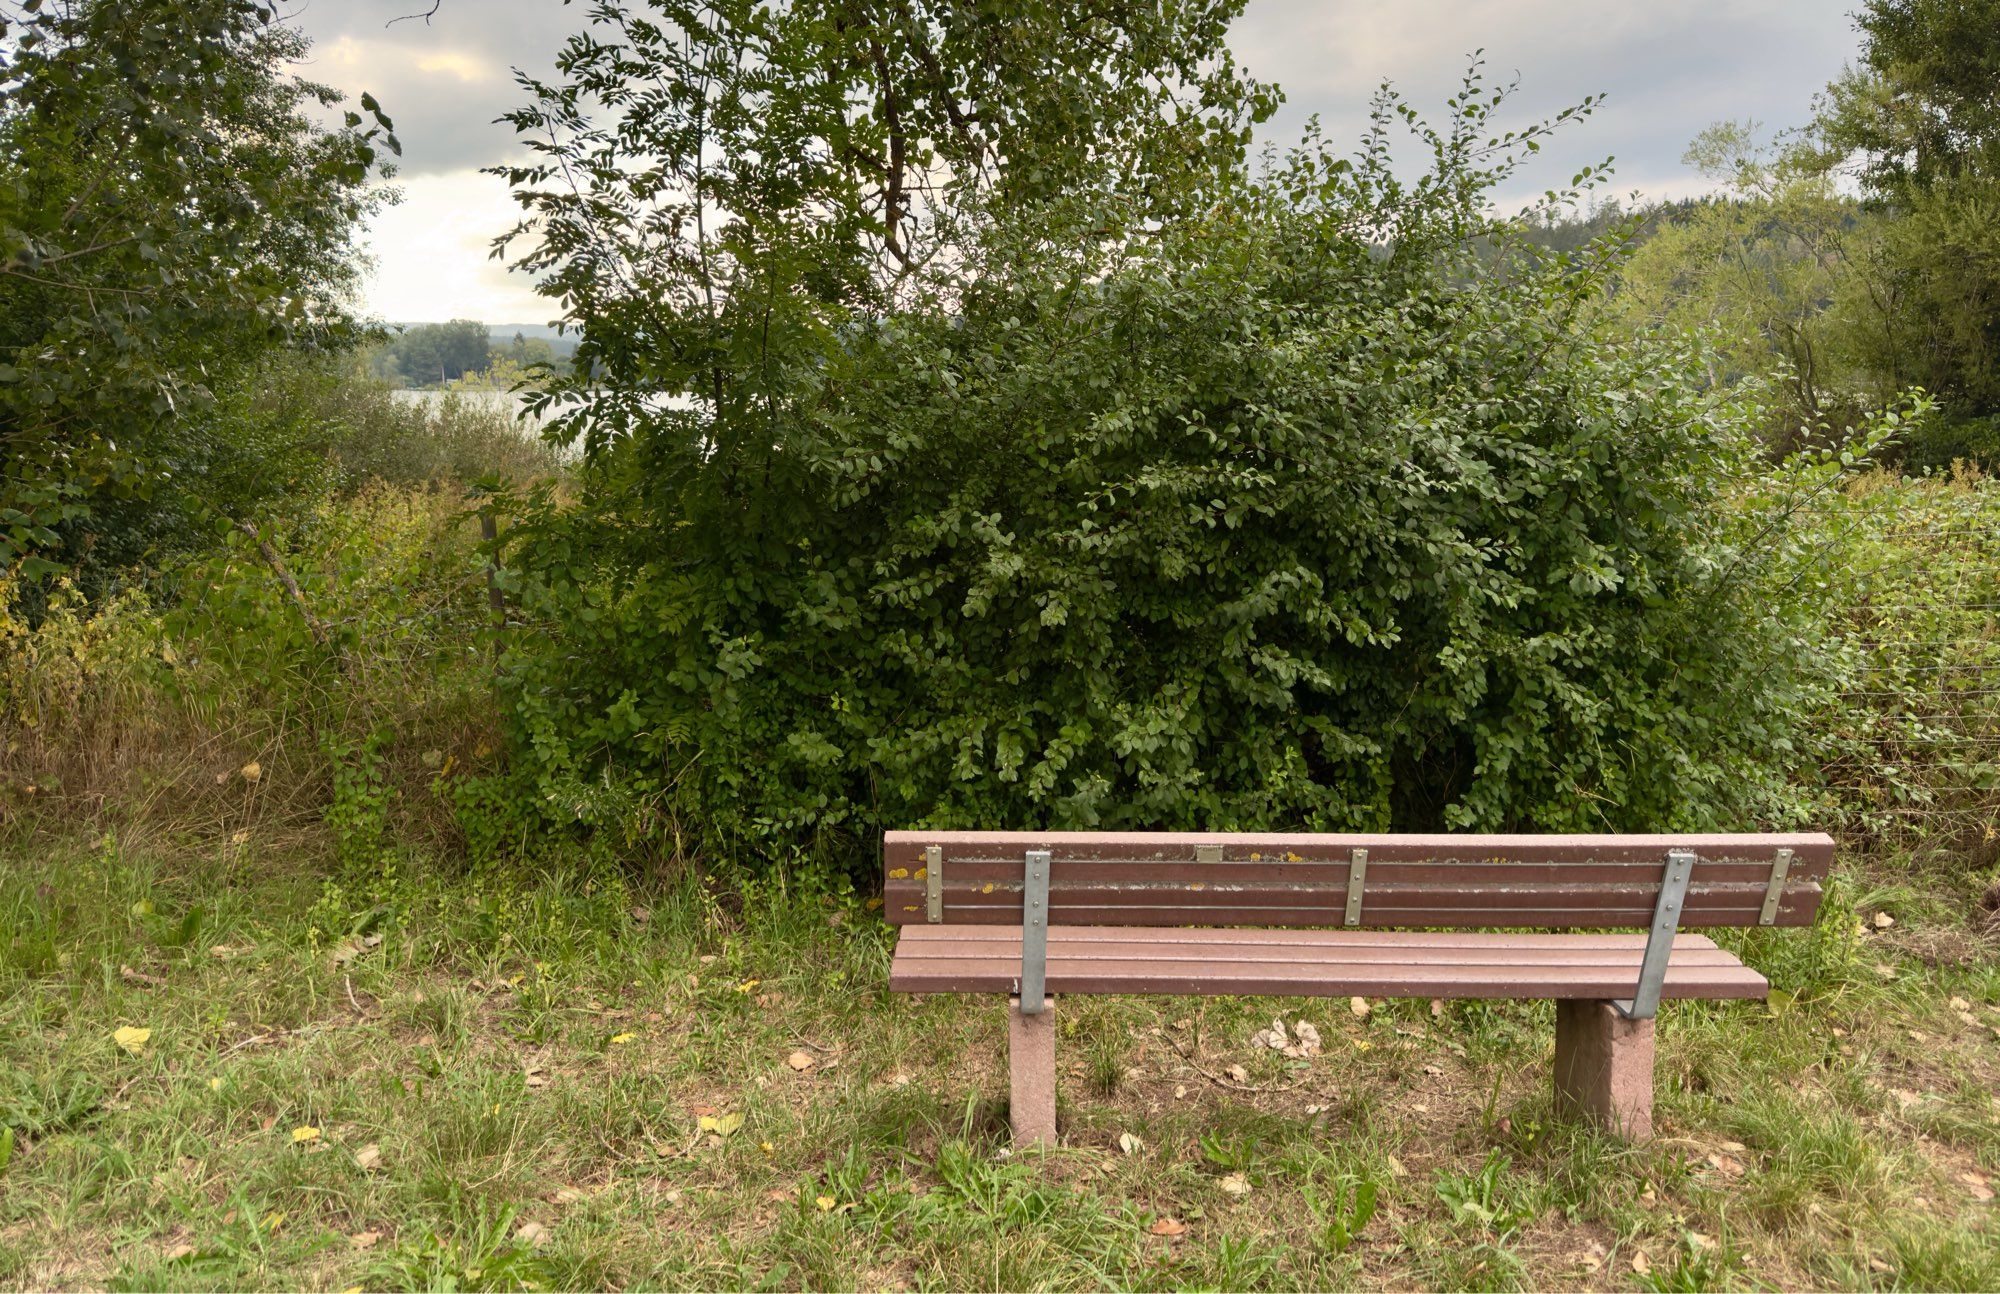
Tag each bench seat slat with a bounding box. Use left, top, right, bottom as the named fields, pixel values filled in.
left=889, top=927, right=1769, bottom=1000
left=901, top=926, right=1727, bottom=950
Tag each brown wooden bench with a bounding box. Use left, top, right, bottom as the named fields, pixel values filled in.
left=882, top=830, right=1832, bottom=1144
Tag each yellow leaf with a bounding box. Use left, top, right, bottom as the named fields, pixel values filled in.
left=609, top=1032, right=637, bottom=1045
left=698, top=1112, right=744, bottom=1136
left=816, top=1195, right=837, bottom=1211
left=240, top=761, right=262, bottom=783
left=736, top=979, right=760, bottom=993
left=208, top=1077, right=223, bottom=1092
left=291, top=1126, right=321, bottom=1144
left=263, top=1211, right=286, bottom=1233
left=112, top=1026, right=152, bottom=1055
left=786, top=1051, right=815, bottom=1071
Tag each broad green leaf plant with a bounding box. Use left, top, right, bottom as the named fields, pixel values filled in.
left=491, top=4, right=1841, bottom=875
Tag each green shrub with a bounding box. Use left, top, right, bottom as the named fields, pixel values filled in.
left=1896, top=412, right=2000, bottom=475
left=492, top=81, right=1852, bottom=876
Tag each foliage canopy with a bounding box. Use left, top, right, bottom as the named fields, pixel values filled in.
left=487, top=1, right=1833, bottom=873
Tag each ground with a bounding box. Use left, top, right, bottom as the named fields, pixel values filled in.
left=4, top=832, right=2000, bottom=1292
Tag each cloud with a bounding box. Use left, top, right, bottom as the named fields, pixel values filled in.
left=296, top=0, right=1861, bottom=319
left=357, top=170, right=548, bottom=324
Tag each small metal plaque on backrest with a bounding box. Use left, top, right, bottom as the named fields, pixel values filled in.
left=1758, top=847, right=1793, bottom=926
left=1195, top=843, right=1222, bottom=865
left=924, top=845, right=943, bottom=923
left=1019, top=850, right=1051, bottom=1014
left=1344, top=848, right=1369, bottom=926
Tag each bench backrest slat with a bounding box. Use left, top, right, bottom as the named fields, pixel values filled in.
left=882, top=831, right=1833, bottom=930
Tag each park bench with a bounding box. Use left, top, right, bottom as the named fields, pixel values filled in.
left=882, top=830, right=1832, bottom=1144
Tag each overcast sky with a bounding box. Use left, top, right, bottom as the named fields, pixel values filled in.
left=285, top=0, right=1862, bottom=325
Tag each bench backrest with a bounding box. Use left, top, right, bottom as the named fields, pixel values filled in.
left=882, top=831, right=1833, bottom=930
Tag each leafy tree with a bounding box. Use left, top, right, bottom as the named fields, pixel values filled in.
left=490, top=6, right=1828, bottom=873
left=1819, top=0, right=2000, bottom=192
left=389, top=319, right=492, bottom=386
left=0, top=0, right=397, bottom=581
left=1814, top=0, right=2000, bottom=462
left=1608, top=123, right=1894, bottom=449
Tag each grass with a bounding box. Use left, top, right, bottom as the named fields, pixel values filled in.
left=4, top=833, right=2000, bottom=1291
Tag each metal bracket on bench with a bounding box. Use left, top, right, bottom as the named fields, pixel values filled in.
left=1018, top=850, right=1051, bottom=1014
left=924, top=845, right=943, bottom=923
left=1344, top=848, right=1369, bottom=926
left=1758, top=847, right=1793, bottom=926
left=1614, top=848, right=1696, bottom=1021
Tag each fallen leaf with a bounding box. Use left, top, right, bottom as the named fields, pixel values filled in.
left=1959, top=1171, right=1995, bottom=1202
left=816, top=1195, right=838, bottom=1211
left=1872, top=911, right=1895, bottom=929
left=1150, top=1217, right=1188, bottom=1237
left=1219, top=1172, right=1252, bottom=1198
left=230, top=829, right=250, bottom=845
left=113, top=1026, right=152, bottom=1055
left=786, top=1051, right=815, bottom=1072
left=1952, top=996, right=1972, bottom=1012
left=1870, top=1258, right=1893, bottom=1274
left=240, top=761, right=262, bottom=783
left=1224, top=1063, right=1249, bottom=1083
left=1118, top=1132, right=1145, bottom=1156
left=353, top=1143, right=382, bottom=1171
left=1386, top=1155, right=1408, bottom=1177
left=516, top=1220, right=549, bottom=1247
left=698, top=1112, right=744, bottom=1136
left=1349, top=996, right=1371, bottom=1019
left=609, top=1032, right=637, bottom=1045
left=165, top=1243, right=195, bottom=1261
left=350, top=1231, right=382, bottom=1252
left=291, top=1126, right=320, bottom=1144
left=1689, top=1232, right=1715, bottom=1252
left=1632, top=1251, right=1651, bottom=1276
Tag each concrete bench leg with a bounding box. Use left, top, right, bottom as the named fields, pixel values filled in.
left=1553, top=999, right=1655, bottom=1141
left=1009, top=996, right=1057, bottom=1147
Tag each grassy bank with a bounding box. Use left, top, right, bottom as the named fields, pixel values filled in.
left=6, top=470, right=2000, bottom=1290
left=3, top=830, right=2000, bottom=1291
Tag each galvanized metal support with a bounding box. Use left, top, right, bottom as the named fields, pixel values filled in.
left=1757, top=847, right=1793, bottom=926
left=1018, top=850, right=1051, bottom=1015
left=1613, top=849, right=1696, bottom=1021
left=924, top=845, right=943, bottom=923
left=1343, top=848, right=1369, bottom=926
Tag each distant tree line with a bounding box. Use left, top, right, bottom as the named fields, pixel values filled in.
left=362, top=321, right=574, bottom=388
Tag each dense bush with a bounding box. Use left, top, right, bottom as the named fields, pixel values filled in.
left=0, top=483, right=504, bottom=850
left=491, top=80, right=1855, bottom=875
